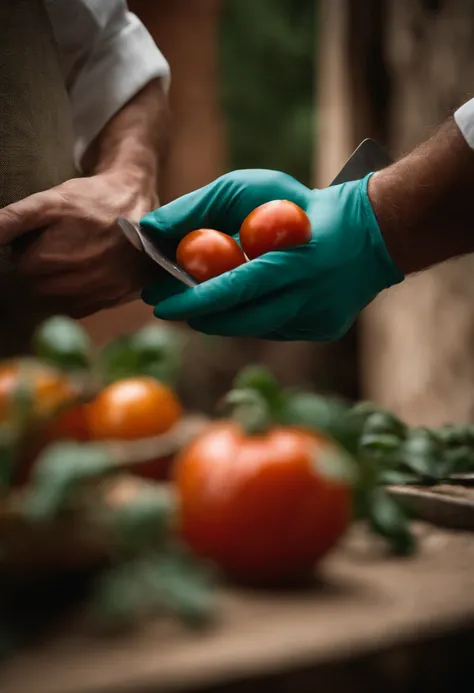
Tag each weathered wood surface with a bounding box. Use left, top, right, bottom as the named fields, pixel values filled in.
left=2, top=522, right=474, bottom=693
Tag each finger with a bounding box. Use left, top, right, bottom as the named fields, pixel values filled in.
left=140, top=169, right=311, bottom=240
left=141, top=275, right=187, bottom=306
left=0, top=190, right=62, bottom=244
left=140, top=181, right=225, bottom=240
left=187, top=287, right=302, bottom=338
left=153, top=252, right=298, bottom=321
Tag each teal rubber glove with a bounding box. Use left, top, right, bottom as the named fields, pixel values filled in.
left=140, top=170, right=403, bottom=341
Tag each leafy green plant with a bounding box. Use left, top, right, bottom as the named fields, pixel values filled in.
left=32, top=315, right=186, bottom=390
left=225, top=365, right=474, bottom=555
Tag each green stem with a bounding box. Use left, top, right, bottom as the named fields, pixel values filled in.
left=221, top=389, right=273, bottom=435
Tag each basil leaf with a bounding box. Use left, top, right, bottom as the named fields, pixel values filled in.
left=33, top=316, right=92, bottom=371
left=367, top=488, right=415, bottom=555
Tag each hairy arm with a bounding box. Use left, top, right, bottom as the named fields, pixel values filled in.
left=369, top=116, right=474, bottom=275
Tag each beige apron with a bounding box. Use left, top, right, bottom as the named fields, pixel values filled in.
left=0, top=0, right=76, bottom=356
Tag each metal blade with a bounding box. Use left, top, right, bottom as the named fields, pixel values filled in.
left=117, top=217, right=197, bottom=287
left=330, top=138, right=392, bottom=186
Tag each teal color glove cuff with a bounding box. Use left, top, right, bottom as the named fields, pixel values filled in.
left=141, top=169, right=403, bottom=341
left=359, top=173, right=403, bottom=290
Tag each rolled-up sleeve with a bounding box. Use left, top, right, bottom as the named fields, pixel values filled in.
left=46, top=0, right=170, bottom=169
left=455, top=98, right=474, bottom=150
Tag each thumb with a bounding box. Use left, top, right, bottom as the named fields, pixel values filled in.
left=140, top=180, right=222, bottom=240
left=0, top=190, right=60, bottom=244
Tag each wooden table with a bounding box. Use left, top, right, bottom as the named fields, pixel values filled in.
left=2, top=522, right=474, bottom=693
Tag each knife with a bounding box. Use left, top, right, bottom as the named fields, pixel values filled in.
left=117, top=138, right=392, bottom=287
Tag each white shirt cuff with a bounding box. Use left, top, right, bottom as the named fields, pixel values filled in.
left=70, top=13, right=170, bottom=170
left=454, top=98, right=474, bottom=149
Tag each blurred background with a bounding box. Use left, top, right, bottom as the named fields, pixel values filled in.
left=83, top=0, right=474, bottom=426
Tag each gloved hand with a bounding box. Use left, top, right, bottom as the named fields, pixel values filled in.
left=140, top=169, right=403, bottom=341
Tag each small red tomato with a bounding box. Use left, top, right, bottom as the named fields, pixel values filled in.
left=240, top=200, right=311, bottom=259
left=177, top=229, right=246, bottom=282
left=43, top=404, right=90, bottom=443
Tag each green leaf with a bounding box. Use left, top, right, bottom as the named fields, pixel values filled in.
left=367, top=488, right=415, bottom=555
left=223, top=388, right=272, bottom=434
left=92, top=544, right=215, bottom=627
left=361, top=411, right=406, bottom=440
left=143, top=544, right=215, bottom=626
left=33, top=316, right=92, bottom=371
left=97, top=335, right=140, bottom=384
left=352, top=454, right=380, bottom=519
left=233, top=365, right=283, bottom=413
left=311, top=441, right=358, bottom=486
left=441, top=445, right=474, bottom=476
left=93, top=561, right=148, bottom=625
left=282, top=391, right=359, bottom=454
left=112, top=485, right=177, bottom=552
left=378, top=469, right=421, bottom=485
left=8, top=366, right=35, bottom=430
left=0, top=426, right=18, bottom=492
left=99, top=324, right=185, bottom=386
left=359, top=433, right=402, bottom=456
left=437, top=423, right=474, bottom=447
left=399, top=428, right=443, bottom=481
left=282, top=391, right=346, bottom=430
left=132, top=324, right=186, bottom=387
left=27, top=441, right=117, bottom=520
left=346, top=401, right=383, bottom=433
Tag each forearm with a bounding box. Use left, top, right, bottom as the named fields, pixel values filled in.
left=368, top=116, right=474, bottom=275
left=82, top=78, right=170, bottom=196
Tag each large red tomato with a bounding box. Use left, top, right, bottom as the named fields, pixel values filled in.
left=173, top=422, right=353, bottom=584
left=86, top=376, right=182, bottom=441
left=177, top=228, right=246, bottom=282
left=239, top=200, right=311, bottom=259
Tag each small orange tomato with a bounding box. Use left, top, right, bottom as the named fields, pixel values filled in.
left=177, top=228, right=246, bottom=282
left=174, top=422, right=353, bottom=584
left=0, top=361, right=77, bottom=422
left=239, top=200, right=311, bottom=259
left=87, top=377, right=182, bottom=441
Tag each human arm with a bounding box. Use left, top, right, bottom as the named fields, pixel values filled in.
left=369, top=113, right=474, bottom=275
left=46, top=0, right=171, bottom=171
left=0, top=0, right=170, bottom=318
left=140, top=98, right=474, bottom=341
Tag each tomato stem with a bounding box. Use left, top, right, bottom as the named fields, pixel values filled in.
left=221, top=389, right=272, bottom=435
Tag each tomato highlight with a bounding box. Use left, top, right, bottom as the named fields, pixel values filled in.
left=87, top=376, right=182, bottom=441
left=177, top=228, right=246, bottom=282
left=240, top=199, right=311, bottom=259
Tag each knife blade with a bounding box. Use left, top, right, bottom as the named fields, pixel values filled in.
left=118, top=138, right=392, bottom=287
left=117, top=216, right=198, bottom=287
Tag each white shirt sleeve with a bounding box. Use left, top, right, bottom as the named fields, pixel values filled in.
left=45, top=0, right=170, bottom=170
left=454, top=98, right=474, bottom=149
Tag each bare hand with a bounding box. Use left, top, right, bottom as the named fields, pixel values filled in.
left=0, top=171, right=160, bottom=318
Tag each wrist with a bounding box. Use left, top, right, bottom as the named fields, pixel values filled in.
left=93, top=135, right=159, bottom=192
left=360, top=174, right=404, bottom=288
left=368, top=118, right=474, bottom=275
left=102, top=165, right=159, bottom=210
